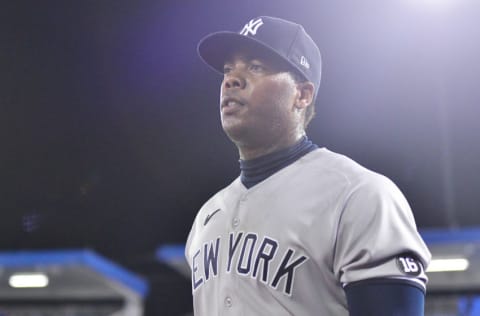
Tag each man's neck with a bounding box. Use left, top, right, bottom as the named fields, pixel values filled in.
left=237, top=132, right=305, bottom=161
left=239, top=135, right=318, bottom=189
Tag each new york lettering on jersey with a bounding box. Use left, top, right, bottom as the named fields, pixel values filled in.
left=191, top=231, right=308, bottom=296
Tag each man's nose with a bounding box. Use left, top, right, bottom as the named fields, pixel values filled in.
left=223, top=73, right=245, bottom=89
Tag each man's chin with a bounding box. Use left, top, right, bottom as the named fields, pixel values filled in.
left=222, top=127, right=243, bottom=142
left=221, top=121, right=249, bottom=143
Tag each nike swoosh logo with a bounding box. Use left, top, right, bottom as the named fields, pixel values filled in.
left=204, top=208, right=221, bottom=226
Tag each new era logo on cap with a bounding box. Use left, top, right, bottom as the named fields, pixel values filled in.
left=300, top=56, right=310, bottom=69
left=240, top=18, right=264, bottom=36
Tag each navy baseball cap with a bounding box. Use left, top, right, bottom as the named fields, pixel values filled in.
left=197, top=16, right=322, bottom=96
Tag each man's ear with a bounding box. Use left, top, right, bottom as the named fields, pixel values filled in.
left=294, top=81, right=315, bottom=110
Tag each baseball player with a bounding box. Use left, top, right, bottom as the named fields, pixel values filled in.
left=186, top=16, right=431, bottom=315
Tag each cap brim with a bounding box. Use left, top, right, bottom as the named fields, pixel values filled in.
left=197, top=31, right=297, bottom=76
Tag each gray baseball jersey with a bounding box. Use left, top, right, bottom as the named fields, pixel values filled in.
left=185, top=148, right=431, bottom=315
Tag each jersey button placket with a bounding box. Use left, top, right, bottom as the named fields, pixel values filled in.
left=232, top=217, right=240, bottom=227
left=233, top=194, right=247, bottom=229
left=224, top=296, right=233, bottom=308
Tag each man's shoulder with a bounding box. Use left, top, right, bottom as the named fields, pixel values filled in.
left=197, top=176, right=242, bottom=211
left=187, top=176, right=242, bottom=240
left=304, top=149, right=409, bottom=213
left=301, top=148, right=389, bottom=186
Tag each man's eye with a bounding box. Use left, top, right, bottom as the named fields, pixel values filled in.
left=249, top=64, right=265, bottom=72
left=223, top=66, right=232, bottom=74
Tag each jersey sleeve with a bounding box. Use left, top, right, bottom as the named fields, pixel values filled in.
left=332, top=174, right=431, bottom=290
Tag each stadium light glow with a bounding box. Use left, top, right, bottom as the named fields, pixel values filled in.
left=9, top=273, right=49, bottom=288
left=405, top=0, right=460, bottom=12
left=427, top=258, right=469, bottom=272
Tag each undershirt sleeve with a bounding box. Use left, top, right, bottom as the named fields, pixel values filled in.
left=345, top=278, right=425, bottom=316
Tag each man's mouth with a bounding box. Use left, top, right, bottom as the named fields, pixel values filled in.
left=225, top=100, right=242, bottom=107
left=221, top=97, right=245, bottom=114
left=222, top=97, right=244, bottom=107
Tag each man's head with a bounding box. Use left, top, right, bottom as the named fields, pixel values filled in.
left=197, top=16, right=321, bottom=154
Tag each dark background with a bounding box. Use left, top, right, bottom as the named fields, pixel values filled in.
left=2, top=0, right=480, bottom=314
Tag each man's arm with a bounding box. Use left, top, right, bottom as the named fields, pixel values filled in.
left=345, top=278, right=425, bottom=316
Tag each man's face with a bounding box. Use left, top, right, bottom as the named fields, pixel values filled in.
left=220, top=50, right=300, bottom=148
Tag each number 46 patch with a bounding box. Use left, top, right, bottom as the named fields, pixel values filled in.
left=396, top=254, right=423, bottom=276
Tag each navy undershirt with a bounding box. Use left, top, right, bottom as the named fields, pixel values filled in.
left=345, top=279, right=425, bottom=315
left=239, top=136, right=318, bottom=189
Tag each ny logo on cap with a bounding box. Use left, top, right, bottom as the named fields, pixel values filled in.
left=240, top=18, right=264, bottom=36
